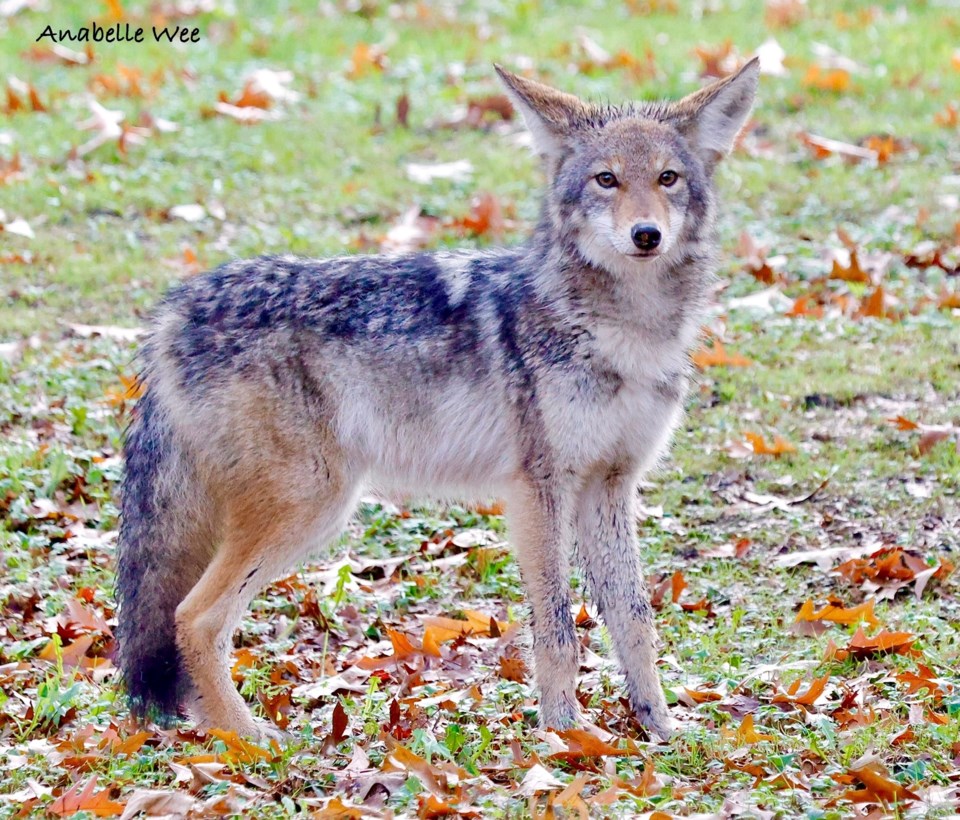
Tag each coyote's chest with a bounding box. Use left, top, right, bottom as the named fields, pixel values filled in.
left=541, top=320, right=691, bottom=472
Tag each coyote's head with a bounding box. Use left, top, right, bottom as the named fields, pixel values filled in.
left=496, top=60, right=759, bottom=275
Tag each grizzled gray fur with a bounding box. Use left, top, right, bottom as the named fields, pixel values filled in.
left=116, top=60, right=759, bottom=740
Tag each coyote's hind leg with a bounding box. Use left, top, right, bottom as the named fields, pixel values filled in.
left=175, top=476, right=356, bottom=739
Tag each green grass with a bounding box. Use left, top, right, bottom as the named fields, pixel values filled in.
left=1, top=0, right=959, bottom=817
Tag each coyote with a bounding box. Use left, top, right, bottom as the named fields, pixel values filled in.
left=116, top=59, right=759, bottom=740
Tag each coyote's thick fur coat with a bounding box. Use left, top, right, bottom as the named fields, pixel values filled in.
left=116, top=61, right=759, bottom=739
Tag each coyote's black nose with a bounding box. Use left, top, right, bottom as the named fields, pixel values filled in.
left=631, top=223, right=662, bottom=251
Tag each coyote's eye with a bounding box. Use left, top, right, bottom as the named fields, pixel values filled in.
left=595, top=172, right=619, bottom=189
left=659, top=170, right=679, bottom=187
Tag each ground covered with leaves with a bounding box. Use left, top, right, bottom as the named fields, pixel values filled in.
left=1, top=0, right=959, bottom=817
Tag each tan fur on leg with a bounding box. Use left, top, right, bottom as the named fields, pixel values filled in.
left=175, top=481, right=356, bottom=738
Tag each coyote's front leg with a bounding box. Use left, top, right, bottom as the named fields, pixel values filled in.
left=507, top=479, right=580, bottom=729
left=576, top=468, right=673, bottom=739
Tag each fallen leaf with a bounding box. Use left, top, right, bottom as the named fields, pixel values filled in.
left=694, top=40, right=741, bottom=78
left=206, top=729, right=276, bottom=765
left=828, top=627, right=920, bottom=662
left=830, top=250, right=870, bottom=283
left=765, top=0, right=807, bottom=28
left=49, top=776, right=124, bottom=817
left=725, top=714, right=775, bottom=744
left=74, top=100, right=125, bottom=156
left=888, top=415, right=918, bottom=431
left=934, top=102, right=958, bottom=127
left=794, top=599, right=879, bottom=627
left=119, top=790, right=195, bottom=820
left=800, top=132, right=875, bottom=163
left=841, top=759, right=919, bottom=806
left=518, top=763, right=565, bottom=796
left=2, top=215, right=34, bottom=238
left=551, top=728, right=627, bottom=760
left=730, top=431, right=797, bottom=458
left=405, top=159, right=473, bottom=184
left=211, top=101, right=281, bottom=123
left=498, top=655, right=527, bottom=683
left=448, top=192, right=504, bottom=238
left=785, top=295, right=824, bottom=318
left=691, top=339, right=752, bottom=368
left=355, top=629, right=422, bottom=670
left=803, top=65, right=851, bottom=93
left=347, top=42, right=388, bottom=79
left=771, top=674, right=829, bottom=707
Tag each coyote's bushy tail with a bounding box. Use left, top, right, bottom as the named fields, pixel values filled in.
left=116, top=380, right=212, bottom=723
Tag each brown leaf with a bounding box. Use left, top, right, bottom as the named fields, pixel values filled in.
left=449, top=192, right=504, bottom=238
left=682, top=687, right=722, bottom=704
left=735, top=232, right=777, bottom=283
left=464, top=94, right=513, bottom=128
left=896, top=665, right=946, bottom=700
left=771, top=674, right=830, bottom=707
left=918, top=428, right=954, bottom=455
left=843, top=760, right=919, bottom=806
left=40, top=634, right=96, bottom=670
left=938, top=289, right=960, bottom=310
left=803, top=65, right=851, bottom=93
left=347, top=42, right=387, bottom=79
left=794, top=599, right=879, bottom=627
left=396, top=93, right=410, bottom=127
left=832, top=627, right=921, bottom=662
left=856, top=285, right=895, bottom=319
left=801, top=133, right=875, bottom=163
left=830, top=250, right=870, bottom=283
left=691, top=339, right=752, bottom=369
left=934, top=102, right=958, bottom=127
left=355, top=628, right=422, bottom=670
left=551, top=728, right=626, bottom=759
left=738, top=431, right=797, bottom=457
left=786, top=295, right=824, bottom=319
left=206, top=729, right=277, bottom=764
left=725, top=714, right=775, bottom=744
left=694, top=40, right=741, bottom=78
left=331, top=700, right=348, bottom=743
left=49, top=776, right=124, bottom=817
left=62, top=597, right=113, bottom=636
left=383, top=737, right=455, bottom=798
left=888, top=415, right=919, bottom=431
left=670, top=570, right=687, bottom=604
left=498, top=655, right=527, bottom=683
left=862, top=134, right=905, bottom=163
left=314, top=796, right=366, bottom=819
left=258, top=689, right=292, bottom=730
left=575, top=604, right=596, bottom=629
left=24, top=42, right=95, bottom=66
left=765, top=0, right=807, bottom=28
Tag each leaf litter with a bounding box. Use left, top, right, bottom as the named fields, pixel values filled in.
left=1, top=3, right=959, bottom=818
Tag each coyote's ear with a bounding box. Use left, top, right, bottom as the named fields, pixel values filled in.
left=672, top=57, right=759, bottom=166
left=494, top=64, right=588, bottom=159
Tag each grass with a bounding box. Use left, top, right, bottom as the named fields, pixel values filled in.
left=1, top=0, right=959, bottom=817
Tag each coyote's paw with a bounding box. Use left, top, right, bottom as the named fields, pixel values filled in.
left=538, top=692, right=581, bottom=731
left=249, top=719, right=291, bottom=745
left=633, top=697, right=674, bottom=741
left=186, top=695, right=289, bottom=745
